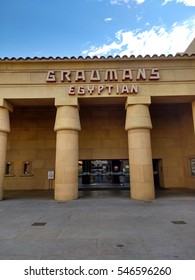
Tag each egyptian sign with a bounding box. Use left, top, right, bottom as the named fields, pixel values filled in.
left=46, top=68, right=160, bottom=95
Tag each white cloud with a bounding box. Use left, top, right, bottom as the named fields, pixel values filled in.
left=135, top=0, right=145, bottom=3
left=110, top=0, right=131, bottom=8
left=136, top=15, right=142, bottom=21
left=104, top=17, right=113, bottom=22
left=162, top=0, right=171, bottom=4
left=177, top=0, right=195, bottom=5
left=82, top=18, right=195, bottom=57
left=110, top=0, right=145, bottom=8
left=110, top=0, right=145, bottom=4
left=110, top=0, right=130, bottom=4
left=163, top=0, right=195, bottom=6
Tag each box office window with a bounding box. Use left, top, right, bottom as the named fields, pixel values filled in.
left=22, top=161, right=32, bottom=175
left=189, top=158, right=195, bottom=176
left=5, top=161, right=14, bottom=176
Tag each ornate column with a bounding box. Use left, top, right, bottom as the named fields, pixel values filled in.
left=54, top=98, right=81, bottom=201
left=0, top=100, right=12, bottom=200
left=125, top=96, right=155, bottom=200
left=191, top=100, right=195, bottom=133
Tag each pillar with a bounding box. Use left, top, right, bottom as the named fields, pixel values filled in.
left=191, top=100, right=195, bottom=133
left=125, top=96, right=155, bottom=200
left=54, top=98, right=81, bottom=201
left=0, top=100, right=12, bottom=200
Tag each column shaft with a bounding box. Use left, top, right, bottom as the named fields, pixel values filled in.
left=55, top=130, right=79, bottom=200
left=191, top=100, right=195, bottom=133
left=127, top=128, right=155, bottom=200
left=0, top=107, right=10, bottom=200
left=54, top=104, right=81, bottom=201
left=125, top=102, right=155, bottom=200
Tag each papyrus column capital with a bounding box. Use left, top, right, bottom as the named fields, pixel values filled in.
left=0, top=101, right=12, bottom=133
left=125, top=97, right=152, bottom=131
left=54, top=97, right=81, bottom=132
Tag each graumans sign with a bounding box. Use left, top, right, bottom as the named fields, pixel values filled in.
left=46, top=68, right=160, bottom=95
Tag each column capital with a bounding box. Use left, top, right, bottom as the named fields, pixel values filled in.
left=125, top=102, right=152, bottom=131
left=191, top=100, right=195, bottom=133
left=55, top=97, right=79, bottom=108
left=0, top=107, right=11, bottom=133
left=54, top=104, right=81, bottom=132
left=0, top=99, right=13, bottom=112
left=125, top=96, right=151, bottom=109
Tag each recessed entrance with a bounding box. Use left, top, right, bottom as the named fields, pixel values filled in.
left=78, top=160, right=130, bottom=189
left=153, top=159, right=164, bottom=189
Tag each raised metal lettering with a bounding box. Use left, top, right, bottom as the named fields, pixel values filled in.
left=75, top=70, right=86, bottom=82
left=137, top=68, right=146, bottom=80
left=46, top=71, right=56, bottom=82
left=61, top=70, right=71, bottom=82
left=69, top=86, right=75, bottom=95
left=105, top=70, right=118, bottom=81
left=150, top=68, right=160, bottom=80
left=130, top=84, right=138, bottom=94
left=90, top=70, right=101, bottom=81
left=87, top=86, right=95, bottom=94
left=122, top=69, right=133, bottom=81
left=78, top=86, right=85, bottom=95
left=98, top=85, right=104, bottom=94
left=121, top=85, right=129, bottom=94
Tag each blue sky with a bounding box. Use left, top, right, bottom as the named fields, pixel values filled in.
left=0, top=0, right=195, bottom=58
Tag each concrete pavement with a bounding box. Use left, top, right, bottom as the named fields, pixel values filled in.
left=0, top=188, right=195, bottom=260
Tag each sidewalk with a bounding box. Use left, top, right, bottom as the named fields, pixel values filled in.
left=0, top=188, right=195, bottom=260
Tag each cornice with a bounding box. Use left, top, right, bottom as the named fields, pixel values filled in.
left=0, top=53, right=195, bottom=62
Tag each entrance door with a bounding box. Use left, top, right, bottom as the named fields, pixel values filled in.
left=78, top=160, right=130, bottom=188
left=153, top=159, right=164, bottom=188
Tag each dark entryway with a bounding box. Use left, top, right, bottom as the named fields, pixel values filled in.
left=78, top=160, right=130, bottom=189
left=153, top=159, right=164, bottom=189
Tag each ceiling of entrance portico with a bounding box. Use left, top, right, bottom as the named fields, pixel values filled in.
left=79, top=96, right=195, bottom=107
left=78, top=97, right=126, bottom=107
left=6, top=95, right=195, bottom=108
left=7, top=97, right=126, bottom=108
left=6, top=98, right=54, bottom=107
left=151, top=96, right=195, bottom=104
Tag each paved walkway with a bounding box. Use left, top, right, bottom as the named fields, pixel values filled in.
left=0, top=188, right=195, bottom=260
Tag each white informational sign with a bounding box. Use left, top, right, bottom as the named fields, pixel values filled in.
left=48, top=170, right=55, bottom=180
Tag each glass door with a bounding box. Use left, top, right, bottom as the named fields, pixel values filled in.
left=90, top=160, right=112, bottom=185
left=78, top=160, right=130, bottom=187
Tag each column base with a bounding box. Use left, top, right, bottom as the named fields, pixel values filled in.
left=54, top=183, right=78, bottom=201
left=0, top=131, right=8, bottom=201
left=130, top=182, right=155, bottom=201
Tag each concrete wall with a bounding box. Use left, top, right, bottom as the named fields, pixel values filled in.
left=79, top=105, right=128, bottom=160
left=178, top=104, right=195, bottom=188
left=4, top=107, right=56, bottom=190
left=151, top=103, right=195, bottom=189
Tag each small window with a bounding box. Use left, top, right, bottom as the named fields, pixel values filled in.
left=189, top=158, right=195, bottom=176
left=5, top=161, right=14, bottom=176
left=22, top=161, right=32, bottom=176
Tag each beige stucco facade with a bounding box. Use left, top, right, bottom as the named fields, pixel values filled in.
left=0, top=49, right=195, bottom=201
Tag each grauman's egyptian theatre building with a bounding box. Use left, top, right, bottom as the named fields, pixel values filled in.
left=0, top=39, right=195, bottom=201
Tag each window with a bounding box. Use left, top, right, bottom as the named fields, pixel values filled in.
left=22, top=161, right=32, bottom=176
left=5, top=161, right=14, bottom=176
left=189, top=158, right=195, bottom=176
